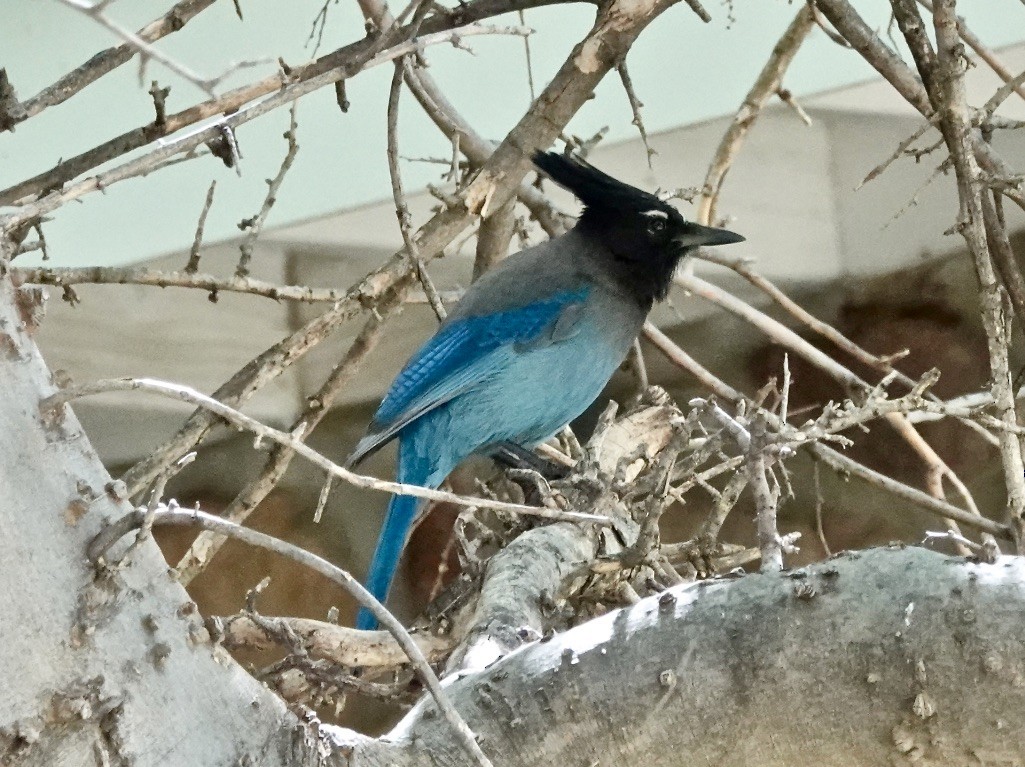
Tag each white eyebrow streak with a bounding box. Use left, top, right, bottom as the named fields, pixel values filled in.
left=641, top=209, right=669, bottom=220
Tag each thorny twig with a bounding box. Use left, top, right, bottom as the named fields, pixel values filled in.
left=617, top=60, right=655, bottom=168
left=386, top=58, right=447, bottom=321
left=235, top=104, right=299, bottom=278
left=185, top=181, right=217, bottom=274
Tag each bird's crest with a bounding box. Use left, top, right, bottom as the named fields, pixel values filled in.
left=532, top=151, right=675, bottom=219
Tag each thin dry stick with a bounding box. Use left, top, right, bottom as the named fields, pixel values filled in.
left=518, top=9, right=537, bottom=102
left=386, top=58, right=447, bottom=321
left=812, top=459, right=832, bottom=556
left=175, top=283, right=410, bottom=585
left=857, top=117, right=937, bottom=189
left=882, top=410, right=973, bottom=556
left=44, top=377, right=612, bottom=525
left=983, top=192, right=1025, bottom=332
left=617, top=60, right=654, bottom=168
left=811, top=442, right=1008, bottom=538
left=983, top=67, right=1025, bottom=116
left=185, top=181, right=217, bottom=274
left=88, top=506, right=493, bottom=767
left=11, top=265, right=461, bottom=305
left=236, top=104, right=299, bottom=278
left=695, top=250, right=913, bottom=379
left=776, top=87, right=812, bottom=125
left=696, top=469, right=750, bottom=543
left=695, top=4, right=815, bottom=228
left=682, top=0, right=711, bottom=23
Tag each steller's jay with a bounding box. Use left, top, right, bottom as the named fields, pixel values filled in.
left=347, top=151, right=744, bottom=629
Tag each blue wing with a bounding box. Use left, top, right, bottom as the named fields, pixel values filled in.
left=347, top=288, right=588, bottom=465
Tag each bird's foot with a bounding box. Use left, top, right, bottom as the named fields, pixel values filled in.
left=492, top=441, right=572, bottom=481
left=505, top=467, right=553, bottom=507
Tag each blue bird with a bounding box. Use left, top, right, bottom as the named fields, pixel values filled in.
left=347, top=151, right=744, bottom=629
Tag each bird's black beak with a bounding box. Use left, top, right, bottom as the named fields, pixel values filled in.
left=674, top=223, right=745, bottom=249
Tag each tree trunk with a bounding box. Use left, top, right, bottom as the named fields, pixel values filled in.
left=0, top=266, right=317, bottom=766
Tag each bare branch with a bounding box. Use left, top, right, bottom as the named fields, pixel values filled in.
left=916, top=0, right=1025, bottom=107
left=681, top=0, right=711, bottom=23
left=911, top=0, right=1025, bottom=549
left=235, top=104, right=299, bottom=278
left=982, top=192, right=1025, bottom=333
left=644, top=322, right=1011, bottom=540
left=814, top=0, right=1025, bottom=212
left=185, top=180, right=217, bottom=274
left=695, top=5, right=815, bottom=227
left=12, top=265, right=464, bottom=305
left=58, top=0, right=228, bottom=97
left=857, top=116, right=938, bottom=188
left=693, top=248, right=998, bottom=447
left=518, top=9, right=537, bottom=101
left=617, top=60, right=655, bottom=168
left=749, top=416, right=784, bottom=572
left=13, top=266, right=333, bottom=302
left=473, top=196, right=517, bottom=280
left=386, top=58, right=447, bottom=320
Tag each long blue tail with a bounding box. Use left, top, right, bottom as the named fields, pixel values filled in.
left=356, top=491, right=421, bottom=630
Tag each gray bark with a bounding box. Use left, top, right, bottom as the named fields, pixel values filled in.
left=343, top=546, right=1025, bottom=767
left=0, top=267, right=319, bottom=766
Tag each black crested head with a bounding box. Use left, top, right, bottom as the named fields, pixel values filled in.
left=533, top=150, right=744, bottom=304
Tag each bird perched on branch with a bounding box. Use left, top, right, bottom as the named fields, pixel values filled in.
left=347, top=150, right=744, bottom=629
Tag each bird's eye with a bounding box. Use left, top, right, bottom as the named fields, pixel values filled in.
left=647, top=218, right=666, bottom=234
